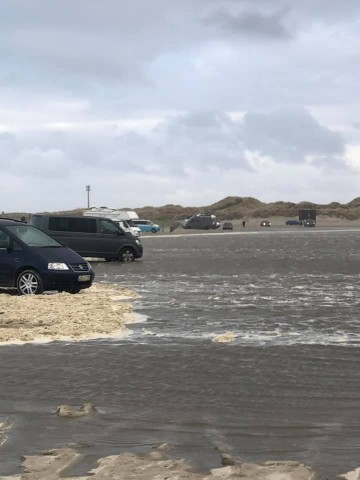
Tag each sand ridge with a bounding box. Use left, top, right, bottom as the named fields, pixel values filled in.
left=0, top=283, right=139, bottom=345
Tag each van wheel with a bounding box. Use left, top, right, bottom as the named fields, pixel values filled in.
left=118, top=247, right=135, bottom=262
left=17, top=270, right=44, bottom=295
left=151, top=228, right=158, bottom=233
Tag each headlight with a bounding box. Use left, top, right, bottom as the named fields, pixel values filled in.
left=135, top=239, right=141, bottom=245
left=48, top=262, right=69, bottom=270
left=86, top=261, right=91, bottom=269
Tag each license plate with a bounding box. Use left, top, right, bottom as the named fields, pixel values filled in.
left=78, top=275, right=91, bottom=282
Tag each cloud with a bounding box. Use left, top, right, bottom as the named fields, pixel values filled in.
left=13, top=148, right=70, bottom=178
left=205, top=9, right=291, bottom=40
left=345, top=145, right=360, bottom=172
left=242, top=108, right=344, bottom=163
left=152, top=111, right=250, bottom=171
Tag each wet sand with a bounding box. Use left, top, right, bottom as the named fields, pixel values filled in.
left=0, top=230, right=359, bottom=480
left=0, top=284, right=139, bottom=345
left=0, top=281, right=321, bottom=479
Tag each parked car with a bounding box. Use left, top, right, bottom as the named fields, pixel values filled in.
left=30, top=215, right=143, bottom=262
left=130, top=219, right=161, bottom=233
left=0, top=219, right=95, bottom=295
left=183, top=214, right=220, bottom=230
left=303, top=219, right=316, bottom=227
left=286, top=219, right=302, bottom=226
left=222, top=222, right=233, bottom=231
left=117, top=220, right=141, bottom=237
left=260, top=220, right=271, bottom=227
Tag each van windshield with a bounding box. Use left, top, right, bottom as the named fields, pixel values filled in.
left=7, top=225, right=62, bottom=248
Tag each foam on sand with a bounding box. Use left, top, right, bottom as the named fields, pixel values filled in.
left=211, top=331, right=237, bottom=343
left=0, top=446, right=317, bottom=480
left=0, top=418, right=12, bottom=447
left=0, top=283, right=140, bottom=345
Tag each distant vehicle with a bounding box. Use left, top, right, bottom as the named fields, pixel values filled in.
left=303, top=219, right=316, bottom=227
left=222, top=222, right=233, bottom=231
left=286, top=219, right=302, bottom=226
left=118, top=220, right=141, bottom=237
left=299, top=209, right=316, bottom=223
left=183, top=214, right=220, bottom=230
left=0, top=219, right=94, bottom=295
left=260, top=220, right=271, bottom=227
left=130, top=219, right=161, bottom=233
left=30, top=215, right=143, bottom=262
left=83, top=208, right=141, bottom=237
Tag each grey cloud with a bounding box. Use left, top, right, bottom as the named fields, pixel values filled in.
left=153, top=112, right=250, bottom=170
left=220, top=0, right=360, bottom=23
left=242, top=108, right=344, bottom=163
left=13, top=148, right=70, bottom=178
left=2, top=109, right=346, bottom=184
left=206, top=9, right=291, bottom=40
left=311, top=156, right=346, bottom=170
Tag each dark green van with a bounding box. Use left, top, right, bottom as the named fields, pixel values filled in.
left=30, top=215, right=143, bottom=262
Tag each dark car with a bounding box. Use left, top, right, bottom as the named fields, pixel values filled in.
left=0, top=219, right=94, bottom=295
left=30, top=215, right=143, bottom=262
left=260, top=220, right=271, bottom=227
left=286, top=219, right=302, bottom=226
left=183, top=214, right=220, bottom=230
left=222, top=222, right=233, bottom=231
left=303, top=219, right=316, bottom=227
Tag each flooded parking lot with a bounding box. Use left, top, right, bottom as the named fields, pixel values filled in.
left=1, top=228, right=360, bottom=478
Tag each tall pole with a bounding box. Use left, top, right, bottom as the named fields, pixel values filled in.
left=86, top=185, right=90, bottom=208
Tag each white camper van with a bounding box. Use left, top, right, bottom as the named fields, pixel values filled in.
left=83, top=207, right=141, bottom=237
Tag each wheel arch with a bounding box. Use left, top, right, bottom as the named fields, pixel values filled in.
left=117, top=244, right=137, bottom=261
left=13, top=265, right=42, bottom=286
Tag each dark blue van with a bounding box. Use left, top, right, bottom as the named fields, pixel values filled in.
left=0, top=219, right=94, bottom=295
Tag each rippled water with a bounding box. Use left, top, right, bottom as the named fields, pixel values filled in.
left=1, top=228, right=360, bottom=478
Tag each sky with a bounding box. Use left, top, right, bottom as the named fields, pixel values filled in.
left=2, top=0, right=360, bottom=212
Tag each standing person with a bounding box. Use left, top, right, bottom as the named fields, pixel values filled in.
left=242, top=220, right=246, bottom=228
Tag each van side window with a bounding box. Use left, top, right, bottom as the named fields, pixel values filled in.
left=71, top=218, right=97, bottom=233
left=49, top=217, right=71, bottom=231
left=49, top=217, right=96, bottom=233
left=0, top=230, right=10, bottom=249
left=99, top=219, right=119, bottom=234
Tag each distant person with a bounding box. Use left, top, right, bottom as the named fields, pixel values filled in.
left=242, top=220, right=246, bottom=228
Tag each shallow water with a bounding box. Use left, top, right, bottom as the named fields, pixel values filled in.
left=1, top=228, right=360, bottom=478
